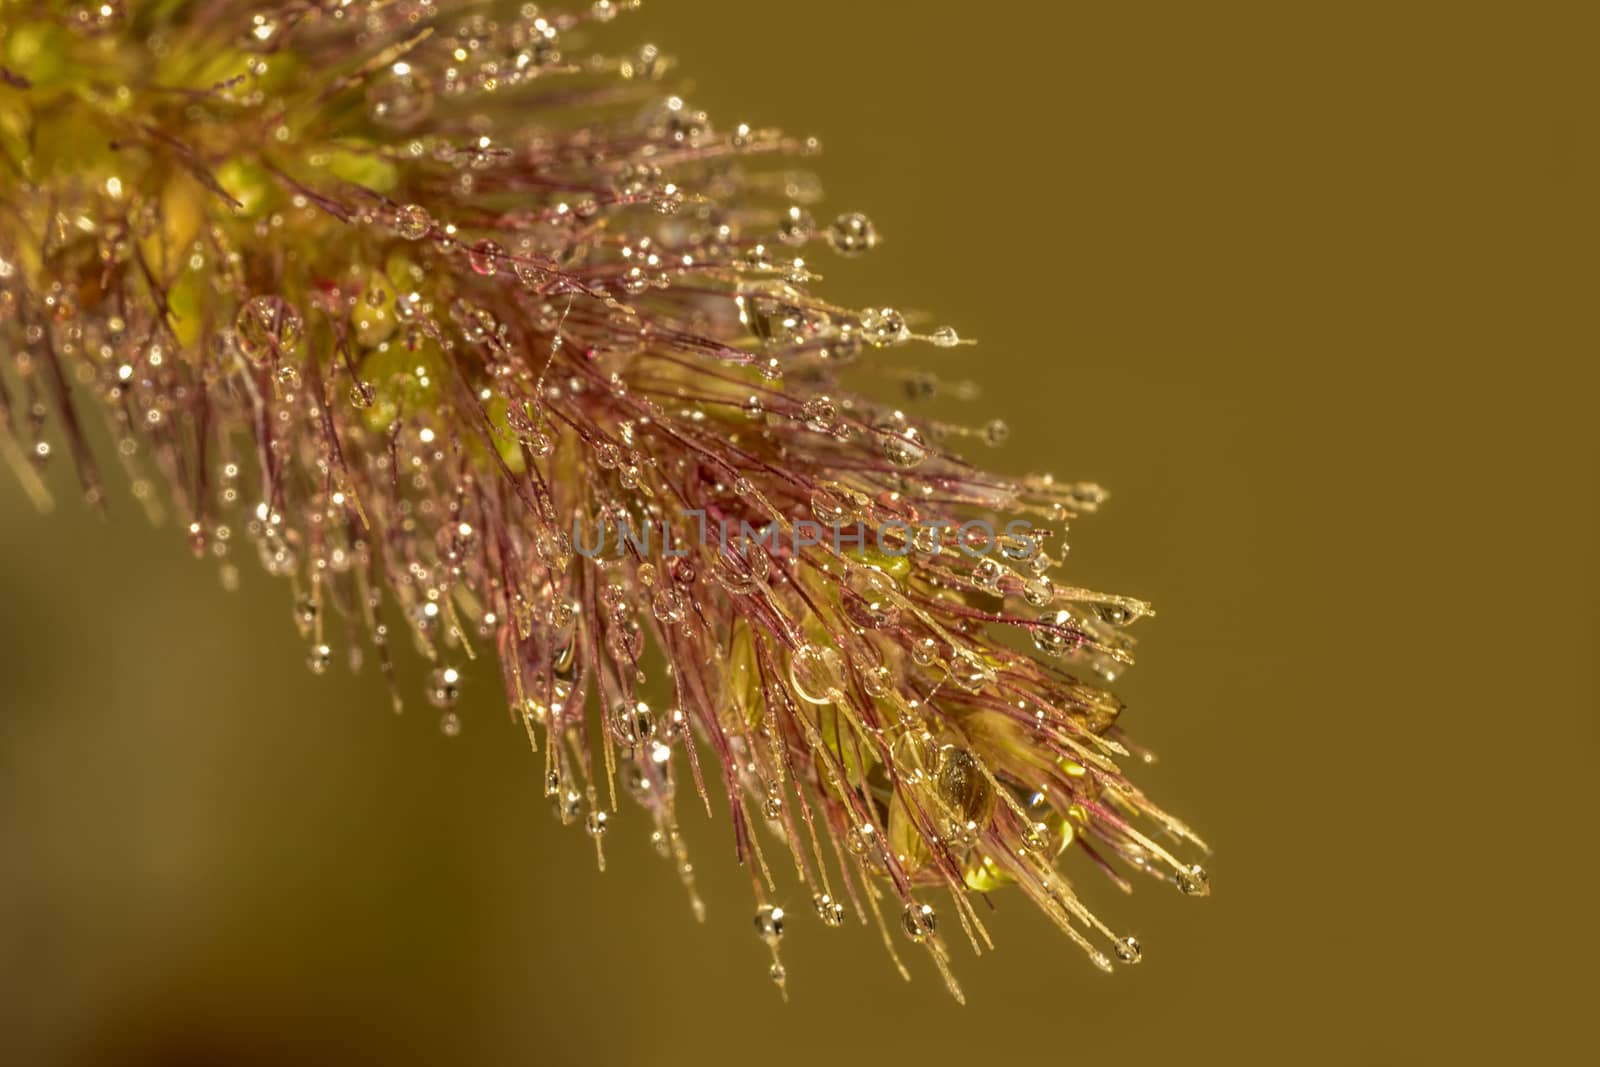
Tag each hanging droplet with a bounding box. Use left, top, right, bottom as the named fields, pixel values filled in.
left=651, top=588, right=686, bottom=624
left=1115, top=935, right=1143, bottom=964
left=860, top=663, right=893, bottom=697
left=1175, top=864, right=1211, bottom=897
left=859, top=307, right=907, bottom=347
left=873, top=415, right=929, bottom=469
left=901, top=902, right=937, bottom=942
left=754, top=904, right=785, bottom=944
left=585, top=810, right=609, bottom=837
left=983, top=418, right=1010, bottom=447
left=623, top=702, right=655, bottom=746
left=367, top=63, right=434, bottom=129
left=799, top=395, right=836, bottom=432
left=843, top=568, right=900, bottom=630
left=930, top=325, right=961, bottom=348
left=1023, top=576, right=1054, bottom=607
left=946, top=650, right=996, bottom=693
left=936, top=747, right=994, bottom=824
left=778, top=205, right=813, bottom=246
left=306, top=643, right=332, bottom=675
left=789, top=644, right=844, bottom=705
left=1095, top=602, right=1141, bottom=626
left=350, top=380, right=377, bottom=409
left=827, top=211, right=878, bottom=256
left=393, top=203, right=432, bottom=241
left=468, top=239, right=504, bottom=276
left=427, top=666, right=462, bottom=708
left=972, top=557, right=1003, bottom=589
left=234, top=296, right=302, bottom=364
left=1032, top=609, right=1079, bottom=657
left=439, top=712, right=462, bottom=738
left=813, top=893, right=846, bottom=927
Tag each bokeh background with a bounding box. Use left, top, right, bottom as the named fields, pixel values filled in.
left=2, top=1, right=1593, bottom=1063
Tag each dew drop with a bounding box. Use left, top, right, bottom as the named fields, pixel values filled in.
left=1175, top=864, right=1211, bottom=897
left=873, top=415, right=929, bottom=469
left=1023, top=576, right=1054, bottom=607
left=754, top=904, right=785, bottom=944
left=367, top=64, right=434, bottom=129
left=350, top=380, right=377, bottom=409
left=234, top=296, right=302, bottom=364
left=439, top=712, right=462, bottom=738
left=827, top=212, right=878, bottom=256
left=393, top=204, right=432, bottom=241
left=813, top=893, right=846, bottom=927
left=585, top=810, right=609, bottom=837
left=306, top=643, right=332, bottom=675
left=427, top=666, right=462, bottom=709
left=983, top=418, right=1010, bottom=447
left=1115, top=935, right=1143, bottom=964
left=468, top=239, right=504, bottom=276
left=1095, top=602, right=1140, bottom=626
left=859, top=307, right=907, bottom=347
left=651, top=588, right=687, bottom=624
left=799, top=394, right=836, bottom=432
left=789, top=644, right=844, bottom=705
left=901, top=902, right=937, bottom=942
left=930, top=325, right=961, bottom=348
left=778, top=205, right=813, bottom=246
left=1032, top=609, right=1079, bottom=657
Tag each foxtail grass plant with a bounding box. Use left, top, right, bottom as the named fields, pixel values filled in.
left=0, top=0, right=1208, bottom=998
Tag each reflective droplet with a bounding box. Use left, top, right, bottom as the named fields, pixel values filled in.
left=873, top=415, right=928, bottom=469
left=789, top=644, right=844, bottom=704
left=1115, top=935, right=1143, bottom=964
left=859, top=307, right=907, bottom=347
left=623, top=702, right=655, bottom=746
left=651, top=588, right=686, bottom=624
left=306, top=643, right=332, bottom=675
left=234, top=296, right=302, bottom=364
left=393, top=203, right=432, bottom=240
left=439, top=712, right=462, bottom=737
left=586, top=810, right=609, bottom=837
left=813, top=893, right=846, bottom=927
left=367, top=64, right=434, bottom=129
left=799, top=395, right=836, bottom=432
left=930, top=325, right=961, bottom=348
left=754, top=904, right=785, bottom=944
left=778, top=205, right=813, bottom=246
left=1023, top=576, right=1054, bottom=607
left=1095, top=602, right=1140, bottom=626
left=1032, top=609, right=1079, bottom=657
left=936, top=748, right=994, bottom=824
left=946, top=650, right=995, bottom=693
left=1175, top=864, right=1211, bottom=897
left=350, top=380, right=377, bottom=409
left=468, top=239, right=504, bottom=275
left=427, top=665, right=462, bottom=708
left=983, top=418, right=1010, bottom=447
left=901, top=901, right=937, bottom=942
left=827, top=212, right=877, bottom=256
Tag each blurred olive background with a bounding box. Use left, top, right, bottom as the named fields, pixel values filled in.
left=1, top=1, right=1594, bottom=1064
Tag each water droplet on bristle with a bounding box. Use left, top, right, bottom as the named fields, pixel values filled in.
left=827, top=212, right=878, bottom=256
left=234, top=296, right=302, bottom=364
